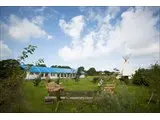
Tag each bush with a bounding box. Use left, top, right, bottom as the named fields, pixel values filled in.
left=33, top=79, right=41, bottom=87
left=74, top=75, right=80, bottom=82
left=148, top=64, right=160, bottom=98
left=120, top=76, right=129, bottom=85
left=132, top=64, right=160, bottom=104
left=92, top=77, right=100, bottom=84
left=92, top=88, right=150, bottom=112
left=32, top=74, right=41, bottom=87
left=0, top=59, right=26, bottom=112
left=132, top=68, right=150, bottom=86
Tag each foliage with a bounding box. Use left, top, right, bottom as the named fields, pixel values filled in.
left=51, top=65, right=71, bottom=69
left=31, top=59, right=45, bottom=86
left=0, top=59, right=26, bottom=112
left=87, top=67, right=97, bottom=76
left=25, top=64, right=34, bottom=66
left=36, top=64, right=46, bottom=67
left=93, top=91, right=135, bottom=112
left=92, top=77, right=100, bottom=84
left=0, top=45, right=39, bottom=112
left=75, top=66, right=85, bottom=82
left=113, top=68, right=119, bottom=72
left=34, top=58, right=45, bottom=66
left=17, top=45, right=37, bottom=63
left=104, top=70, right=114, bottom=76
left=132, top=68, right=150, bottom=86
left=132, top=64, right=160, bottom=104
left=76, top=66, right=85, bottom=76
left=93, top=87, right=152, bottom=112
left=132, top=64, right=160, bottom=87
left=147, top=64, right=160, bottom=102
left=74, top=76, right=80, bottom=82
left=119, top=76, right=129, bottom=85
left=32, top=78, right=41, bottom=87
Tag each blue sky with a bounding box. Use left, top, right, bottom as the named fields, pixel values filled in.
left=0, top=6, right=159, bottom=71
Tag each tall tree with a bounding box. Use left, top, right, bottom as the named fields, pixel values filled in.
left=104, top=70, right=112, bottom=75
left=77, top=66, right=85, bottom=75
left=75, top=66, right=85, bottom=79
left=36, top=64, right=46, bottom=67
left=113, top=68, right=119, bottom=72
left=87, top=67, right=97, bottom=76
left=51, top=65, right=71, bottom=69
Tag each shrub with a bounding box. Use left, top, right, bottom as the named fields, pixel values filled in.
left=148, top=64, right=160, bottom=99
left=32, top=74, right=41, bottom=87
left=32, top=79, right=41, bottom=87
left=93, top=88, right=148, bottom=112
left=92, top=77, right=100, bottom=84
left=132, top=64, right=160, bottom=104
left=132, top=68, right=150, bottom=86
left=120, top=76, right=129, bottom=85
left=0, top=59, right=26, bottom=112
left=74, top=75, right=80, bottom=82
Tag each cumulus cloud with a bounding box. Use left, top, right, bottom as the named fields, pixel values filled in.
left=107, top=7, right=159, bottom=56
left=59, top=15, right=85, bottom=40
left=59, top=7, right=159, bottom=62
left=2, top=14, right=53, bottom=42
left=0, top=41, right=12, bottom=60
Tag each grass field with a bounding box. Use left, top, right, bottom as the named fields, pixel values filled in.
left=15, top=76, right=160, bottom=112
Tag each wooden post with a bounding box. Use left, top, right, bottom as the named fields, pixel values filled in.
left=56, top=77, right=61, bottom=101
left=148, top=92, right=154, bottom=104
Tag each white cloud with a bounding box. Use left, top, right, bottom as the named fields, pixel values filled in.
left=31, top=16, right=44, bottom=25
left=107, top=7, right=159, bottom=56
left=107, top=6, right=121, bottom=18
left=59, top=7, right=159, bottom=64
left=59, top=15, right=85, bottom=40
left=3, top=14, right=53, bottom=42
left=0, top=41, right=12, bottom=60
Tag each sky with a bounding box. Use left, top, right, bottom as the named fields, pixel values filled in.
left=0, top=6, right=160, bottom=71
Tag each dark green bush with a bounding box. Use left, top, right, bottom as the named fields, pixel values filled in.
left=32, top=79, right=41, bottom=87
left=132, top=68, right=150, bottom=86
left=32, top=73, right=42, bottom=87
left=120, top=76, right=129, bottom=85
left=0, top=59, right=26, bottom=112
left=132, top=64, right=160, bottom=104
left=148, top=64, right=160, bottom=98
left=92, top=77, right=100, bottom=84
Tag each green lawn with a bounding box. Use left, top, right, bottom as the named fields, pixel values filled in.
left=15, top=76, right=159, bottom=112
left=60, top=77, right=97, bottom=91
